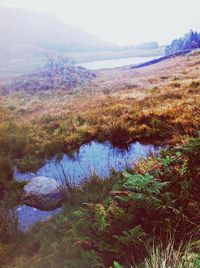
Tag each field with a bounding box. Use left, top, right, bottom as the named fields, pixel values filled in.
left=0, top=50, right=200, bottom=267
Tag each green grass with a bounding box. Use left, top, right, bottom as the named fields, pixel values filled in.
left=0, top=52, right=200, bottom=267
left=1, top=137, right=200, bottom=267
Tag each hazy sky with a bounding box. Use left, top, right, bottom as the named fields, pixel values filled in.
left=0, top=0, right=200, bottom=45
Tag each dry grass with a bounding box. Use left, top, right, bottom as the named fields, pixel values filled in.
left=0, top=52, right=199, bottom=172
left=0, top=50, right=199, bottom=119
left=141, top=239, right=200, bottom=268
left=0, top=51, right=200, bottom=268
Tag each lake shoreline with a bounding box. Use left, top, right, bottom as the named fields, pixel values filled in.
left=79, top=55, right=162, bottom=70
left=130, top=49, right=192, bottom=69
left=78, top=49, right=192, bottom=71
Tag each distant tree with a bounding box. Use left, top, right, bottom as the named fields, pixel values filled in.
left=165, top=30, right=200, bottom=55
left=44, top=52, right=74, bottom=71
left=136, top=42, right=159, bottom=49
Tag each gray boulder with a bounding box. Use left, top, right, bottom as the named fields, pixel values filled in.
left=22, top=176, right=63, bottom=211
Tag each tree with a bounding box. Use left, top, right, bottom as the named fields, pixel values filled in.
left=44, top=52, right=74, bottom=71
left=165, top=30, right=200, bottom=55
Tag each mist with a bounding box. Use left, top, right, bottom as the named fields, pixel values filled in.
left=0, top=0, right=200, bottom=45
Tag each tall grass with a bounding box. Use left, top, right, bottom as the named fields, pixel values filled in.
left=0, top=201, right=19, bottom=265
left=1, top=76, right=200, bottom=182
left=0, top=52, right=200, bottom=267
left=56, top=164, right=119, bottom=208
left=2, top=137, right=200, bottom=267
left=141, top=239, right=200, bottom=268
left=56, top=165, right=77, bottom=207
left=0, top=202, right=18, bottom=244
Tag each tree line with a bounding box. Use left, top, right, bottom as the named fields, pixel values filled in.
left=165, top=30, right=200, bottom=54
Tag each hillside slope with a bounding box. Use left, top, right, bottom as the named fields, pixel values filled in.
left=0, top=6, right=164, bottom=80
left=0, top=6, right=114, bottom=60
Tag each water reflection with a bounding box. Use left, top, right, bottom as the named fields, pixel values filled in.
left=14, top=141, right=158, bottom=183
left=17, top=205, right=61, bottom=231
left=14, top=141, right=159, bottom=230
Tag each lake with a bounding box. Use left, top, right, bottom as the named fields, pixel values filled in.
left=79, top=56, right=160, bottom=70
left=14, top=141, right=159, bottom=230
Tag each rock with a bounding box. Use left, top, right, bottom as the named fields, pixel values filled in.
left=22, top=176, right=63, bottom=211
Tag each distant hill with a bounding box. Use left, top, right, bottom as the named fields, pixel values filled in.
left=0, top=6, right=115, bottom=60
left=0, top=6, right=164, bottom=80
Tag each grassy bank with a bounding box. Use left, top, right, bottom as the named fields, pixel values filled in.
left=0, top=52, right=200, bottom=267
left=1, top=137, right=200, bottom=267
left=0, top=76, right=200, bottom=184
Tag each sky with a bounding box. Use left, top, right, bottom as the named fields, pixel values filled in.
left=0, top=0, right=200, bottom=45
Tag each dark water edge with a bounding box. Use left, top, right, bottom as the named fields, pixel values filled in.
left=131, top=49, right=191, bottom=69
left=14, top=140, right=159, bottom=230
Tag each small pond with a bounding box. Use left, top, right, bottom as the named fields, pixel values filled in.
left=14, top=141, right=159, bottom=230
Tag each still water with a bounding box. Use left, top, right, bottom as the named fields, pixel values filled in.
left=79, top=56, right=159, bottom=70
left=14, top=141, right=159, bottom=230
